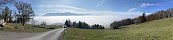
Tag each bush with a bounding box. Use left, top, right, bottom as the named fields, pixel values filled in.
left=46, top=27, right=55, bottom=29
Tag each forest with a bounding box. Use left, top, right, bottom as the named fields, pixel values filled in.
left=64, top=20, right=105, bottom=29
left=111, top=8, right=173, bottom=29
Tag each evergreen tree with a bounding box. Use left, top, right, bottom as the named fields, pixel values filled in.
left=72, top=22, right=77, bottom=27
left=78, top=21, right=82, bottom=28
left=64, top=20, right=71, bottom=27
left=141, top=13, right=147, bottom=23
left=91, top=24, right=104, bottom=29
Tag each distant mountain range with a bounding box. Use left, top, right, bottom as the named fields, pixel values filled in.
left=43, top=12, right=91, bottom=16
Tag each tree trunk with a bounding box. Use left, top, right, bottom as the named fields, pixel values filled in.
left=22, top=21, right=25, bottom=26
left=22, top=23, right=25, bottom=26
left=4, top=18, right=6, bottom=22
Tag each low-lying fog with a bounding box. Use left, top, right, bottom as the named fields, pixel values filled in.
left=30, top=16, right=126, bottom=28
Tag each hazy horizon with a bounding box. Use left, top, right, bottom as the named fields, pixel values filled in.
left=32, top=16, right=123, bottom=28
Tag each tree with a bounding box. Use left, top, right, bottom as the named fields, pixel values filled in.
left=91, top=24, right=104, bottom=29
left=166, top=8, right=173, bottom=17
left=141, top=13, right=147, bottom=23
left=0, top=0, right=15, bottom=7
left=1, top=6, right=12, bottom=22
left=81, top=22, right=91, bottom=29
left=72, top=22, right=77, bottom=27
left=14, top=2, right=34, bottom=26
left=0, top=13, right=2, bottom=19
left=77, top=21, right=82, bottom=28
left=110, top=21, right=119, bottom=29
left=64, top=20, right=71, bottom=27
left=71, top=21, right=91, bottom=29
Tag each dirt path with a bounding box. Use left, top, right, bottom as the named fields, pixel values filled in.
left=0, top=28, right=65, bottom=40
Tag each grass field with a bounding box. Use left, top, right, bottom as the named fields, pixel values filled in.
left=0, top=23, right=62, bottom=32
left=63, top=17, right=173, bottom=40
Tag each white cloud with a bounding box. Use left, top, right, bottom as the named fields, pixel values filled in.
left=140, top=3, right=155, bottom=7
left=96, top=0, right=106, bottom=7
left=128, top=8, right=138, bottom=12
left=127, top=3, right=156, bottom=12
left=36, top=4, right=151, bottom=18
left=37, top=5, right=89, bottom=15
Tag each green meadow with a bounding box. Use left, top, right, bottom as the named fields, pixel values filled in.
left=63, top=17, right=173, bottom=40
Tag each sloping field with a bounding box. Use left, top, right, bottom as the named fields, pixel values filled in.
left=63, top=17, right=173, bottom=40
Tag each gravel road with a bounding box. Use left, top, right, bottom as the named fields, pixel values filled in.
left=0, top=28, right=65, bottom=40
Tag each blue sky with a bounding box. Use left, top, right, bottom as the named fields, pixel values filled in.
left=5, top=0, right=173, bottom=17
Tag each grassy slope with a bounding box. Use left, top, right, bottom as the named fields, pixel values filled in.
left=0, top=23, right=62, bottom=32
left=63, top=17, right=173, bottom=40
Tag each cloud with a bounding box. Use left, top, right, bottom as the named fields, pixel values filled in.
left=127, top=3, right=155, bottom=12
left=96, top=0, right=106, bottom=7
left=37, top=5, right=89, bottom=15
left=128, top=8, right=138, bottom=12
left=140, top=3, right=155, bottom=7
left=58, top=5, right=88, bottom=11
left=36, top=4, right=151, bottom=18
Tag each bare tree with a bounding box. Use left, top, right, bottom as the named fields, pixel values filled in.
left=1, top=6, right=12, bottom=22
left=14, top=2, right=34, bottom=26
left=0, top=0, right=15, bottom=7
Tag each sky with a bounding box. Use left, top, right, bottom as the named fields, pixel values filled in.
left=5, top=0, right=173, bottom=18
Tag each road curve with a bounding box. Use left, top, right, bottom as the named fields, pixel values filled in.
left=18, top=28, right=65, bottom=40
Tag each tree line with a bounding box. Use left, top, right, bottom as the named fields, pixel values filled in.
left=110, top=8, right=173, bottom=29
left=0, top=0, right=34, bottom=26
left=65, top=20, right=104, bottom=29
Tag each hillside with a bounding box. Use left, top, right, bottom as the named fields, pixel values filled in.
left=63, top=17, right=173, bottom=40
left=0, top=23, right=62, bottom=32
